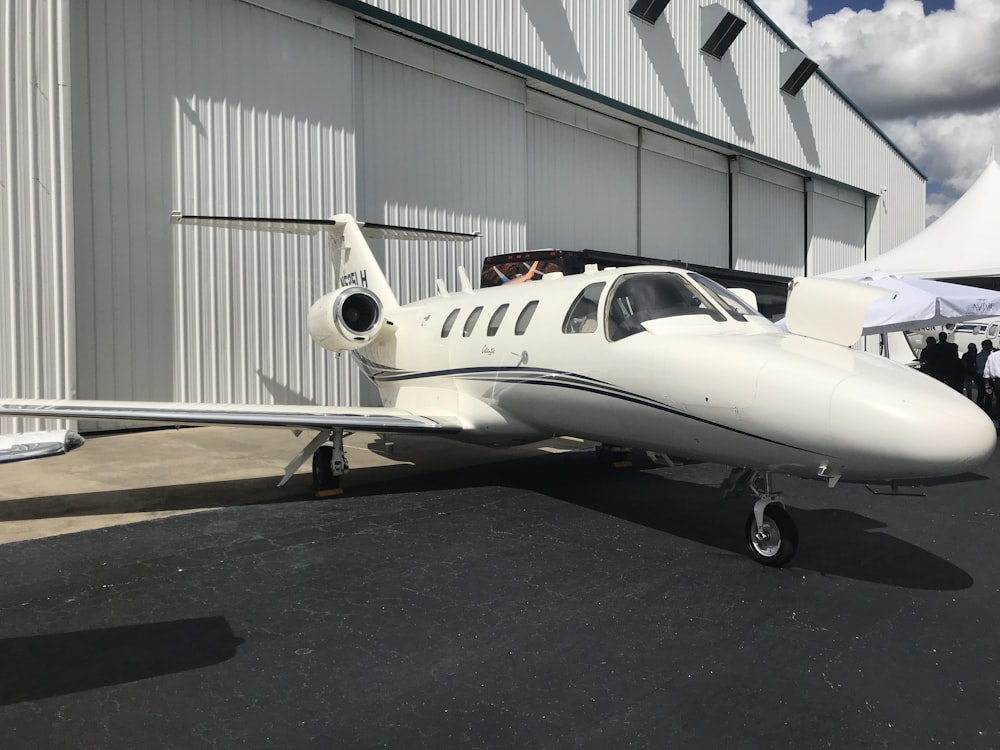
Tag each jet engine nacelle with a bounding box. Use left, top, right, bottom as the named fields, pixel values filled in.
left=307, top=286, right=385, bottom=352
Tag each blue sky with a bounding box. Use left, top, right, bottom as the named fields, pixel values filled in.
left=807, top=0, right=954, bottom=22
left=757, top=0, right=1000, bottom=222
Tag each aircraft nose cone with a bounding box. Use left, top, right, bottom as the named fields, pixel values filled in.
left=830, top=374, right=997, bottom=478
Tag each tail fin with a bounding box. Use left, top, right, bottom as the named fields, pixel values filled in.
left=330, top=213, right=399, bottom=307
left=171, top=212, right=478, bottom=309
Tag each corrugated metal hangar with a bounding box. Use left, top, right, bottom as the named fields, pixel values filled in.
left=2, top=0, right=927, bottom=430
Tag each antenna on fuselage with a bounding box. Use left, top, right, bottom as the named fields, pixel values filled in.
left=458, top=267, right=474, bottom=293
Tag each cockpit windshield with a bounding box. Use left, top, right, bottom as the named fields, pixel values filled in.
left=606, top=273, right=725, bottom=341
left=688, top=273, right=766, bottom=321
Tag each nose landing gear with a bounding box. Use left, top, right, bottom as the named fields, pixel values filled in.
left=723, top=468, right=798, bottom=567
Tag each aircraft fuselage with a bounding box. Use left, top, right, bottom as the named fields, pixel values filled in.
left=360, top=266, right=996, bottom=483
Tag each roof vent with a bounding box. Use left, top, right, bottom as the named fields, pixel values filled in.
left=780, top=49, right=819, bottom=96
left=700, top=4, right=746, bottom=59
left=629, top=0, right=671, bottom=25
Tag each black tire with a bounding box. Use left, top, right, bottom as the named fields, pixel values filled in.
left=312, top=445, right=339, bottom=493
left=595, top=444, right=633, bottom=469
left=745, top=504, right=798, bottom=567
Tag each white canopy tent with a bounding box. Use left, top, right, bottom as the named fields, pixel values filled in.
left=857, top=273, right=1000, bottom=334
left=823, top=159, right=1000, bottom=281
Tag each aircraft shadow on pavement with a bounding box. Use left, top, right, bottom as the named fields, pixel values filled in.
left=0, top=616, right=244, bottom=706
left=346, top=451, right=974, bottom=592
left=1, top=450, right=973, bottom=591
left=0, top=476, right=303, bottom=523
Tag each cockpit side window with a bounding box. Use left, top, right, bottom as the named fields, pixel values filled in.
left=562, top=282, right=606, bottom=334
left=688, top=273, right=764, bottom=322
left=606, top=273, right=724, bottom=341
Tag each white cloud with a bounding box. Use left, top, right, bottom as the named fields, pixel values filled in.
left=804, top=0, right=1000, bottom=120
left=755, top=0, right=1000, bottom=222
left=881, top=111, right=1000, bottom=212
left=751, top=0, right=812, bottom=44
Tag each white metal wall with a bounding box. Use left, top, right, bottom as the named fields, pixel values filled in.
left=350, top=0, right=925, bottom=255
left=807, top=180, right=866, bottom=276
left=1, top=0, right=74, bottom=433
left=526, top=94, right=638, bottom=253
left=354, top=28, right=528, bottom=304
left=639, top=130, right=730, bottom=267
left=732, top=160, right=805, bottom=277
left=73, top=0, right=360, bottom=415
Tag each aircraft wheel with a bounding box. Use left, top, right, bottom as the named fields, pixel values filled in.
left=745, top=504, right=797, bottom=567
left=595, top=444, right=633, bottom=468
left=312, top=445, right=340, bottom=495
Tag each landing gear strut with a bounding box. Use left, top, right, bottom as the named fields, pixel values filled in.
left=723, top=468, right=798, bottom=567
left=312, top=429, right=348, bottom=497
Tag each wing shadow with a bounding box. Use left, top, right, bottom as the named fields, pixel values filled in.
left=0, top=616, right=244, bottom=705
left=0, top=475, right=305, bottom=524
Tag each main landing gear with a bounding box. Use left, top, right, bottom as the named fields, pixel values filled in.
left=312, top=429, right=349, bottom=497
left=722, top=468, right=798, bottom=567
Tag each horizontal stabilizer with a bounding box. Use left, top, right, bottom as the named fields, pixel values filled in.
left=171, top=212, right=479, bottom=242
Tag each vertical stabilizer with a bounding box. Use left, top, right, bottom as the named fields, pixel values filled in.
left=331, top=214, right=398, bottom=309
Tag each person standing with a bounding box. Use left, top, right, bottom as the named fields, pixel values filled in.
left=961, top=343, right=979, bottom=400
left=975, top=340, right=994, bottom=411
left=983, top=343, right=1000, bottom=422
left=920, top=336, right=940, bottom=380
left=936, top=331, right=962, bottom=390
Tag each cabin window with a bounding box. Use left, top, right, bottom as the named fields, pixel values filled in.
left=989, top=324, right=1000, bottom=338
left=487, top=304, right=509, bottom=336
left=463, top=306, right=484, bottom=337
left=606, top=273, right=725, bottom=341
left=562, top=282, right=605, bottom=334
left=441, top=308, right=461, bottom=337
left=514, top=301, right=539, bottom=335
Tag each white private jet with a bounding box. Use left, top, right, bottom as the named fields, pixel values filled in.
left=2, top=213, right=996, bottom=566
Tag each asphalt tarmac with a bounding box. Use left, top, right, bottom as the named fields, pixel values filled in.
left=1, top=430, right=998, bottom=748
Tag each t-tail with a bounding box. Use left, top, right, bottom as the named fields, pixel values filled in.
left=170, top=211, right=478, bottom=353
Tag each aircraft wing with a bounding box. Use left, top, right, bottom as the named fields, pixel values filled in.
left=0, top=399, right=463, bottom=434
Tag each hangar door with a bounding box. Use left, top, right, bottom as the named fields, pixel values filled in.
left=526, top=91, right=638, bottom=253
left=731, top=159, right=805, bottom=278
left=807, top=180, right=867, bottom=276
left=73, top=0, right=358, bottom=415
left=354, top=25, right=527, bottom=304
left=639, top=130, right=729, bottom=267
